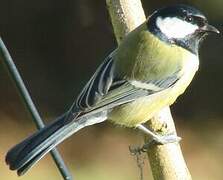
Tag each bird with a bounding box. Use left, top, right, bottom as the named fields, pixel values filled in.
left=6, top=4, right=219, bottom=176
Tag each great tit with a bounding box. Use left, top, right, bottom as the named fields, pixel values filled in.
left=6, top=4, right=219, bottom=175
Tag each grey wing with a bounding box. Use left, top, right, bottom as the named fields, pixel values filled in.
left=87, top=70, right=182, bottom=114
left=72, top=50, right=182, bottom=114
left=75, top=50, right=119, bottom=110
left=72, top=50, right=149, bottom=113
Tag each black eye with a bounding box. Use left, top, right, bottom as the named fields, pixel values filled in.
left=185, top=15, right=193, bottom=22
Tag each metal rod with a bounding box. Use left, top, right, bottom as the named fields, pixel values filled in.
left=0, top=37, right=72, bottom=180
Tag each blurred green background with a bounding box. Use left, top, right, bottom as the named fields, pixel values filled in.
left=0, top=0, right=223, bottom=179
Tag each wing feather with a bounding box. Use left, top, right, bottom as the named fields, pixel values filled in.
left=75, top=51, right=115, bottom=109
left=73, top=50, right=182, bottom=115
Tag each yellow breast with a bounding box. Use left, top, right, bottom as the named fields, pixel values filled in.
left=108, top=53, right=199, bottom=127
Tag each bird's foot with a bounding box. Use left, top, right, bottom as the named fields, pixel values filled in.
left=130, top=132, right=181, bottom=154
left=141, top=132, right=181, bottom=152
left=152, top=132, right=182, bottom=145
left=133, top=124, right=181, bottom=153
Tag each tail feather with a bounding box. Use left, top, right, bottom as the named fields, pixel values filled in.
left=6, top=113, right=68, bottom=170
left=6, top=111, right=107, bottom=175
left=17, top=145, right=51, bottom=175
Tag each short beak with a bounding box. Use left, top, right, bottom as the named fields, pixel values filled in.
left=200, top=24, right=220, bottom=34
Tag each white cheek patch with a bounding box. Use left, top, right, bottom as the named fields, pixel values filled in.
left=156, top=17, right=198, bottom=39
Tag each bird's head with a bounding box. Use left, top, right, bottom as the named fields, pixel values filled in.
left=147, top=4, right=220, bottom=54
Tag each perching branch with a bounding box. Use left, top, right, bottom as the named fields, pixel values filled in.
left=0, top=38, right=72, bottom=179
left=106, top=0, right=192, bottom=179
left=106, top=0, right=146, bottom=43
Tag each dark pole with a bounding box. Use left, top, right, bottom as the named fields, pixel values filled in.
left=0, top=37, right=72, bottom=180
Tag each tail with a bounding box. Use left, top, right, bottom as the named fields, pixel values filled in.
left=5, top=111, right=107, bottom=175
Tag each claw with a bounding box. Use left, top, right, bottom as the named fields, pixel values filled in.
left=153, top=133, right=182, bottom=145
left=129, top=134, right=181, bottom=154
left=141, top=133, right=181, bottom=152
left=136, top=125, right=182, bottom=152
